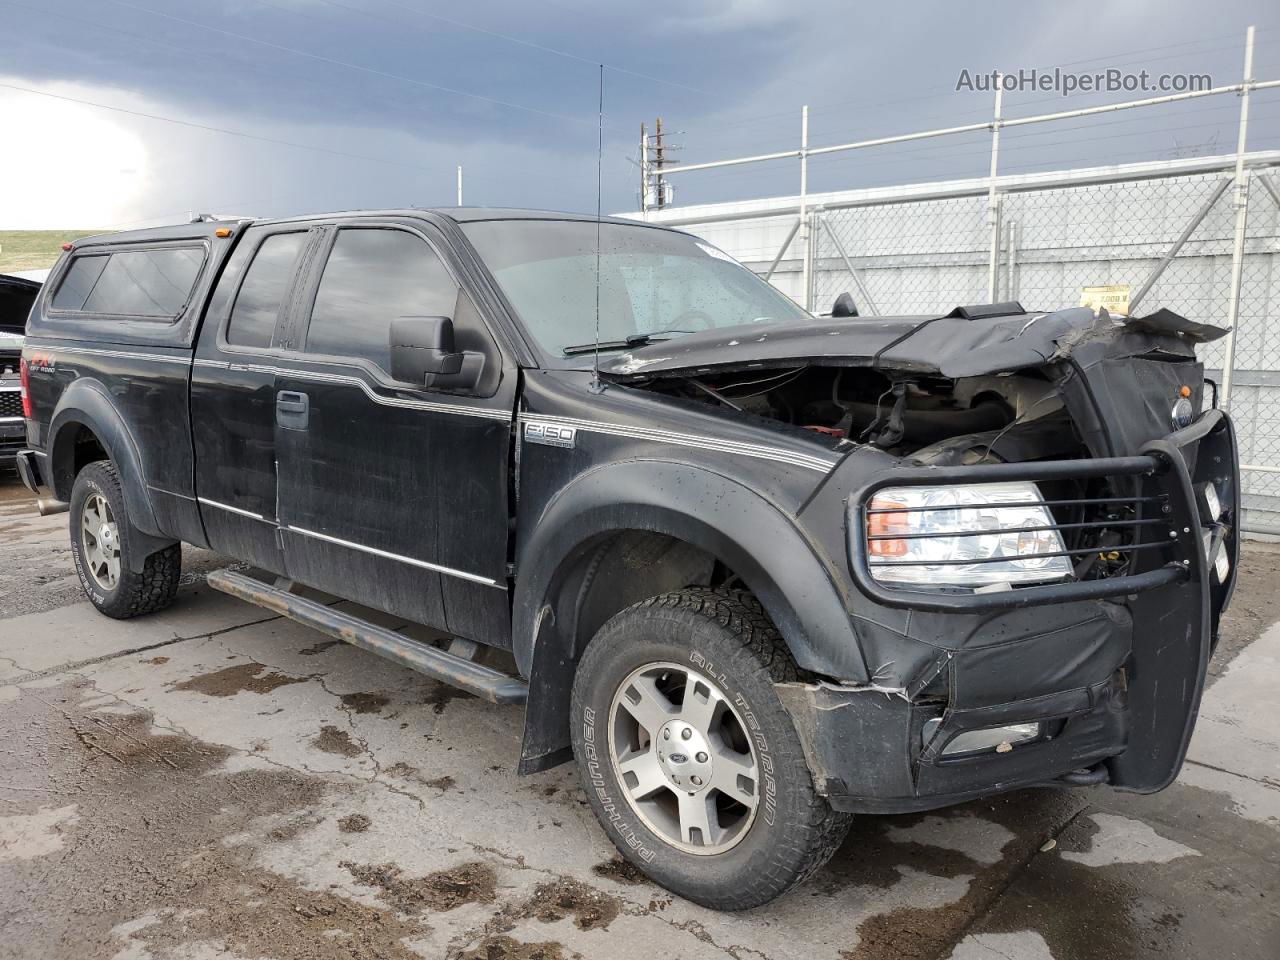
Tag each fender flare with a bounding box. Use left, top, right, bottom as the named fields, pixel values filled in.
left=47, top=378, right=168, bottom=547
left=513, top=459, right=867, bottom=772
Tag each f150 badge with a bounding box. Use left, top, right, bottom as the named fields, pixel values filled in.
left=524, top=421, right=577, bottom=449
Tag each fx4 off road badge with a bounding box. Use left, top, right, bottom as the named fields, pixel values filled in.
left=524, top=420, right=576, bottom=449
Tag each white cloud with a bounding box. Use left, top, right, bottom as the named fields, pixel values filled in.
left=0, top=77, right=150, bottom=229
left=0, top=73, right=604, bottom=230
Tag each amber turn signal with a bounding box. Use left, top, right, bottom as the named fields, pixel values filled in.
left=214, top=228, right=232, bottom=238
left=867, top=496, right=909, bottom=557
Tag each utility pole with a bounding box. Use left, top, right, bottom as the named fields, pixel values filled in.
left=639, top=118, right=677, bottom=211
left=654, top=116, right=667, bottom=210
left=456, top=165, right=464, bottom=206
left=639, top=122, right=648, bottom=216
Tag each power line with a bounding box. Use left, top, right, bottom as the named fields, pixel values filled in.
left=3, top=0, right=324, bottom=91
left=300, top=0, right=717, bottom=96
left=106, top=0, right=594, bottom=127
left=681, top=30, right=1261, bottom=144
left=0, top=80, right=442, bottom=172
left=5, top=0, right=572, bottom=145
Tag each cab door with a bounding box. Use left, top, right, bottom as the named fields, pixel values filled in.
left=191, top=225, right=317, bottom=572
left=273, top=219, right=516, bottom=643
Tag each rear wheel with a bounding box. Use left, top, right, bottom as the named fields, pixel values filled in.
left=570, top=588, right=851, bottom=909
left=69, top=461, right=180, bottom=619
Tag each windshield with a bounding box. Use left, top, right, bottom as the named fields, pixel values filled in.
left=461, top=219, right=810, bottom=360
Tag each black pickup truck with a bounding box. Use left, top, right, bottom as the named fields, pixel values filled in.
left=16, top=209, right=1238, bottom=909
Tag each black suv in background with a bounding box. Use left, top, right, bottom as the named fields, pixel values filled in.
left=0, top=273, right=39, bottom=465
left=15, top=210, right=1238, bottom=908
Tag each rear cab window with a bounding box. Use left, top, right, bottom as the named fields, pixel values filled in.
left=226, top=232, right=309, bottom=349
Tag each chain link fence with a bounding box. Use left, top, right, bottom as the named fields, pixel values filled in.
left=807, top=161, right=1280, bottom=530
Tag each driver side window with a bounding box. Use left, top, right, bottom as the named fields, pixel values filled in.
left=303, top=228, right=458, bottom=374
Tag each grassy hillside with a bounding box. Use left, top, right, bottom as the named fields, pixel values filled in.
left=0, top=230, right=104, bottom=272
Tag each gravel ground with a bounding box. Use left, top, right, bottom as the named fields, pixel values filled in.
left=1, top=472, right=1277, bottom=960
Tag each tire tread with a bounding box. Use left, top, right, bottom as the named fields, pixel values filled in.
left=573, top=586, right=851, bottom=910
left=73, top=461, right=181, bottom=619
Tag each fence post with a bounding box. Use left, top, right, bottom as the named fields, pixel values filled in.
left=1221, top=25, right=1256, bottom=409
left=1006, top=220, right=1019, bottom=302
left=986, top=74, right=1004, bottom=303
left=799, top=104, right=812, bottom=311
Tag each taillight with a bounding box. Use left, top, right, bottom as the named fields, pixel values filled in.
left=19, top=357, right=31, bottom=418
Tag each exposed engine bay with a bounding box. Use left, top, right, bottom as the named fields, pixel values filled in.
left=631, top=363, right=1073, bottom=464
left=602, top=303, right=1230, bottom=588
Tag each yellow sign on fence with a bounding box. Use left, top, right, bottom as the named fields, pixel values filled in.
left=1080, top=284, right=1131, bottom=315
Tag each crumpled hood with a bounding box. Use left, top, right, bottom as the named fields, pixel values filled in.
left=599, top=305, right=1228, bottom=380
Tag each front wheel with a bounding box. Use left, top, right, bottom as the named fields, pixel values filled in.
left=69, top=460, right=181, bottom=619
left=570, top=588, right=851, bottom=909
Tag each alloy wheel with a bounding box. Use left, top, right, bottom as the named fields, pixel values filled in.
left=608, top=661, right=760, bottom=855
left=80, top=493, right=121, bottom=591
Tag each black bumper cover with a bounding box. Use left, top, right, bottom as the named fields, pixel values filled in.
left=784, top=410, right=1237, bottom=813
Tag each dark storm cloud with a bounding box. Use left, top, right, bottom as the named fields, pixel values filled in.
left=3, top=0, right=1278, bottom=222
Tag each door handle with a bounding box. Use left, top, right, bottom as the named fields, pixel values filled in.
left=276, top=390, right=310, bottom=429
left=276, top=391, right=308, bottom=413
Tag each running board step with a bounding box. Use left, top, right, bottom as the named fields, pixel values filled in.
left=207, top=569, right=528, bottom=705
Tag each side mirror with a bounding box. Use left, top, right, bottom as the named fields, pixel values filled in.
left=832, top=292, right=859, bottom=318
left=390, top=316, right=464, bottom=385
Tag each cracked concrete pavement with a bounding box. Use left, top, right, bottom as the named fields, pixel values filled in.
left=1, top=474, right=1278, bottom=960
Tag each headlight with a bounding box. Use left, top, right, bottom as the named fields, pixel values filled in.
left=1201, top=483, right=1222, bottom=523
left=1202, top=529, right=1230, bottom=582
left=865, top=481, right=1074, bottom=587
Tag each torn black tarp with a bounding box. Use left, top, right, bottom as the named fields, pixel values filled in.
left=599, top=305, right=1228, bottom=382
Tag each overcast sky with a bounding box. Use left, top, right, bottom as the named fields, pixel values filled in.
left=2, top=0, right=1278, bottom=228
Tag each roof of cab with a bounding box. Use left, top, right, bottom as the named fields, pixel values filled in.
left=257, top=207, right=654, bottom=228
left=68, top=208, right=662, bottom=249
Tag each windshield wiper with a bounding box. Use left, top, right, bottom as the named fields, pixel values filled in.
left=563, top=329, right=702, bottom=356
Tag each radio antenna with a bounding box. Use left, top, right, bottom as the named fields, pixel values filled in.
left=591, top=63, right=605, bottom=393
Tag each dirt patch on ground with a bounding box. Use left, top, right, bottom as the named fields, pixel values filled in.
left=266, top=813, right=325, bottom=843
left=520, top=877, right=621, bottom=931
left=0, top=681, right=439, bottom=960
left=342, top=860, right=498, bottom=914
left=143, top=656, right=169, bottom=665
left=129, top=867, right=427, bottom=960
left=299, top=639, right=343, bottom=656
left=340, top=691, right=390, bottom=714
left=338, top=813, right=372, bottom=833
left=423, top=682, right=474, bottom=714
left=591, top=857, right=648, bottom=886
left=823, top=792, right=1082, bottom=960
left=173, top=661, right=310, bottom=698
left=423, top=774, right=457, bottom=792
left=60, top=706, right=228, bottom=772
left=312, top=724, right=363, bottom=758
left=460, top=935, right=568, bottom=960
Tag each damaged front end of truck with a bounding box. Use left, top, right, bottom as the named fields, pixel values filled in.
left=600, top=301, right=1239, bottom=812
